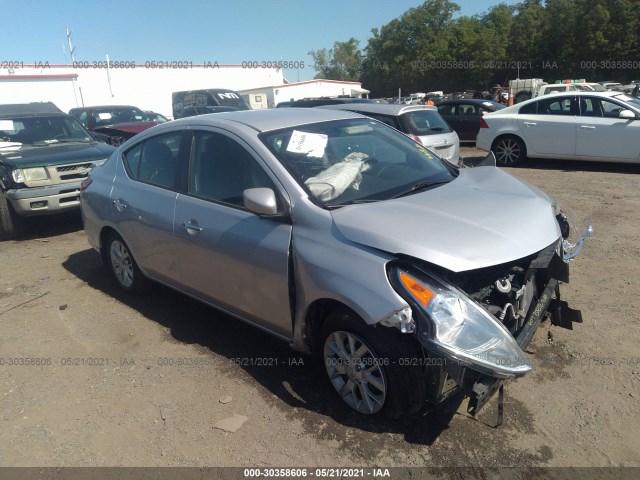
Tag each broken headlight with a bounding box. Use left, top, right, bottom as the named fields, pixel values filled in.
left=392, top=268, right=531, bottom=379
left=553, top=202, right=593, bottom=261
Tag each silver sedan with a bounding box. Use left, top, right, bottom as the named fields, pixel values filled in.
left=80, top=108, right=590, bottom=417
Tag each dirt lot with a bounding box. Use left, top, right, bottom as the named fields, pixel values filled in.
left=1, top=147, right=639, bottom=472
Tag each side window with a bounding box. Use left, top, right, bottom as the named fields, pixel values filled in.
left=123, top=144, right=143, bottom=179
left=537, top=97, right=575, bottom=115
left=366, top=113, right=400, bottom=129
left=189, top=132, right=277, bottom=207
left=579, top=98, right=601, bottom=117
left=437, top=105, right=456, bottom=116
left=600, top=99, right=625, bottom=118
left=519, top=102, right=537, bottom=114
left=77, top=112, right=89, bottom=128
left=459, top=104, right=480, bottom=116
left=123, top=132, right=184, bottom=190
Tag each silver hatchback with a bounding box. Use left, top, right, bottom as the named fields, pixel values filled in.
left=80, top=108, right=590, bottom=418
left=318, top=103, right=461, bottom=166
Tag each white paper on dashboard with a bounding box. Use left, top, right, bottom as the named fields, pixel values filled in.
left=286, top=130, right=328, bottom=158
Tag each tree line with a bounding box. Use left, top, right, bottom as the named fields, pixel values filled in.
left=309, top=0, right=640, bottom=97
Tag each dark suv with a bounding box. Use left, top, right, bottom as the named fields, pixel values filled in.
left=0, top=102, right=115, bottom=239
left=68, top=105, right=160, bottom=146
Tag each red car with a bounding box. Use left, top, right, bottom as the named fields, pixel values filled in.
left=68, top=105, right=160, bottom=146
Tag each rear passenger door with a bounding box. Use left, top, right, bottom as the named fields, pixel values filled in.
left=437, top=103, right=460, bottom=134
left=173, top=130, right=293, bottom=336
left=455, top=103, right=481, bottom=141
left=517, top=95, right=577, bottom=156
left=111, top=131, right=188, bottom=283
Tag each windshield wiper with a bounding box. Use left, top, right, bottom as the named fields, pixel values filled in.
left=325, top=198, right=382, bottom=209
left=392, top=179, right=451, bottom=199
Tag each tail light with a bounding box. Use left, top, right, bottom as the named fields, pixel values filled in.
left=80, top=178, right=93, bottom=192
left=479, top=117, right=489, bottom=129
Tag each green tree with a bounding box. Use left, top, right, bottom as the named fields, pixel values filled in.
left=309, top=38, right=362, bottom=81
left=361, top=0, right=461, bottom=96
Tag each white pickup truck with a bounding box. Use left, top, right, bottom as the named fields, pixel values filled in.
left=509, top=79, right=581, bottom=103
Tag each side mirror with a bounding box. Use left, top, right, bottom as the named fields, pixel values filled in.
left=619, top=109, right=636, bottom=119
left=243, top=188, right=278, bottom=216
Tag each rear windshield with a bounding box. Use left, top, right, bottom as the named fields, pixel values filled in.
left=400, top=110, right=452, bottom=136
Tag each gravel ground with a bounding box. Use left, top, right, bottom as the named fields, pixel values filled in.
left=1, top=147, right=639, bottom=474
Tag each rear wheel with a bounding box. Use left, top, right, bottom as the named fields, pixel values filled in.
left=0, top=191, right=25, bottom=240
left=106, top=232, right=150, bottom=293
left=321, top=310, right=426, bottom=417
left=492, top=136, right=527, bottom=166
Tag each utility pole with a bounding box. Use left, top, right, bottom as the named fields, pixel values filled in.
left=66, top=26, right=77, bottom=64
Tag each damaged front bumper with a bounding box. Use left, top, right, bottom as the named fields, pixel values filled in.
left=391, top=227, right=591, bottom=418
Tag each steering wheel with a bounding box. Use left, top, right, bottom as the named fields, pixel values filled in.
left=364, top=159, right=394, bottom=178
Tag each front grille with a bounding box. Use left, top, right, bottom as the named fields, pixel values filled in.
left=56, top=163, right=92, bottom=172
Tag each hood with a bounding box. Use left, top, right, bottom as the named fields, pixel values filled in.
left=93, top=121, right=158, bottom=134
left=0, top=142, right=115, bottom=168
left=330, top=167, right=560, bottom=272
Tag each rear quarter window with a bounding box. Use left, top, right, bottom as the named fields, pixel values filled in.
left=519, top=102, right=537, bottom=114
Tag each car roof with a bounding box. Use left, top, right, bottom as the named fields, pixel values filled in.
left=69, top=105, right=141, bottom=112
left=492, top=91, right=640, bottom=114
left=0, top=102, right=63, bottom=116
left=436, top=99, right=500, bottom=106
left=166, top=107, right=364, bottom=133
left=317, top=103, right=437, bottom=116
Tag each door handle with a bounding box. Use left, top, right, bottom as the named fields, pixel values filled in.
left=112, top=199, right=127, bottom=211
left=523, top=121, right=537, bottom=126
left=579, top=125, right=596, bottom=129
left=181, top=220, right=203, bottom=233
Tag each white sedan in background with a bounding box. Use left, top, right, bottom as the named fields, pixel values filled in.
left=476, top=91, right=640, bottom=166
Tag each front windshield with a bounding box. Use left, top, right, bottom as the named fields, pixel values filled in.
left=613, top=93, right=640, bottom=109
left=93, top=108, right=145, bottom=126
left=260, top=118, right=455, bottom=207
left=0, top=115, right=93, bottom=146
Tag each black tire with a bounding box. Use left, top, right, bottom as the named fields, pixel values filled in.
left=105, top=231, right=150, bottom=294
left=321, top=309, right=427, bottom=418
left=0, top=191, right=25, bottom=240
left=492, top=135, right=527, bottom=166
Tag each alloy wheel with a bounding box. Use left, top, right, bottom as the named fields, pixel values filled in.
left=323, top=330, right=387, bottom=414
left=110, top=240, right=134, bottom=288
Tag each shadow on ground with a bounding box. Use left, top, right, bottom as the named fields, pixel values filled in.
left=62, top=248, right=478, bottom=447
left=461, top=152, right=640, bottom=174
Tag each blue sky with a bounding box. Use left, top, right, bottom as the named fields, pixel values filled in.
left=4, top=0, right=519, bottom=81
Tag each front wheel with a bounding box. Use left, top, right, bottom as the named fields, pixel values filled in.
left=0, top=191, right=25, bottom=240
left=106, top=232, right=150, bottom=293
left=321, top=310, right=427, bottom=417
left=492, top=136, right=527, bottom=166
